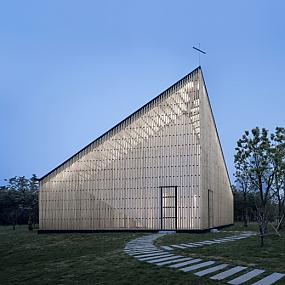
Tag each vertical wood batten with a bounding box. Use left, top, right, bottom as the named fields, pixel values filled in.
left=39, top=68, right=233, bottom=231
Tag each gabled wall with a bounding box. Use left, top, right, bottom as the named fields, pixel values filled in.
left=40, top=69, right=203, bottom=230
left=39, top=67, right=233, bottom=231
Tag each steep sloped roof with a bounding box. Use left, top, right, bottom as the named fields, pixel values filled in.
left=40, top=66, right=201, bottom=181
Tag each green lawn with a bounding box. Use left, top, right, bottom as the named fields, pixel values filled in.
left=0, top=224, right=284, bottom=285
left=155, top=223, right=285, bottom=284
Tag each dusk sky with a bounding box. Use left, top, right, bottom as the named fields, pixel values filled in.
left=1, top=0, right=285, bottom=184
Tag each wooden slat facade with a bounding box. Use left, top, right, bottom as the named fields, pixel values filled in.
left=39, top=67, right=233, bottom=231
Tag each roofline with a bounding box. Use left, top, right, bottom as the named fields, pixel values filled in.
left=199, top=68, right=232, bottom=189
left=40, top=66, right=201, bottom=181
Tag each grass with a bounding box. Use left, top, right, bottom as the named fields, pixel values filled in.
left=0, top=224, right=284, bottom=285
left=155, top=223, right=285, bottom=284
left=0, top=226, right=218, bottom=285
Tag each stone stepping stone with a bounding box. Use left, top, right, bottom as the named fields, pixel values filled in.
left=161, top=246, right=174, bottom=251
left=126, top=247, right=154, bottom=250
left=214, top=239, right=231, bottom=243
left=128, top=247, right=158, bottom=248
left=227, top=269, right=265, bottom=284
left=125, top=250, right=163, bottom=255
left=133, top=244, right=155, bottom=248
left=127, top=247, right=154, bottom=248
left=171, top=245, right=187, bottom=249
left=182, top=243, right=197, bottom=247
left=196, top=241, right=216, bottom=244
left=218, top=238, right=236, bottom=241
left=180, top=261, right=216, bottom=272
left=189, top=243, right=204, bottom=247
left=180, top=243, right=192, bottom=246
left=132, top=245, right=155, bottom=246
left=134, top=248, right=158, bottom=251
left=156, top=257, right=193, bottom=266
left=147, top=255, right=183, bottom=264
left=130, top=248, right=161, bottom=251
left=138, top=254, right=173, bottom=261
left=195, top=264, right=229, bottom=277
left=169, top=258, right=202, bottom=268
left=212, top=240, right=225, bottom=243
left=133, top=252, right=166, bottom=258
left=251, top=273, right=285, bottom=285
left=210, top=266, right=248, bottom=280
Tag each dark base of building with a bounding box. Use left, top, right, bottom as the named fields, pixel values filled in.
left=38, top=223, right=234, bottom=234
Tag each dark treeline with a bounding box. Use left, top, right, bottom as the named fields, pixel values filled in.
left=233, top=189, right=282, bottom=224
left=0, top=175, right=39, bottom=229
left=233, top=189, right=256, bottom=223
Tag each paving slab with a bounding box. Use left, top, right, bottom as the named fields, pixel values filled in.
left=180, top=243, right=193, bottom=247
left=125, top=251, right=147, bottom=255
left=227, top=269, right=265, bottom=284
left=130, top=248, right=159, bottom=250
left=133, top=252, right=167, bottom=258
left=138, top=254, right=173, bottom=261
left=126, top=246, right=156, bottom=247
left=217, top=238, right=236, bottom=241
left=251, top=273, right=285, bottom=285
left=160, top=246, right=174, bottom=251
left=148, top=255, right=183, bottom=264
left=128, top=250, right=162, bottom=254
left=171, top=245, right=187, bottom=249
left=210, top=266, right=248, bottom=280
left=156, top=257, right=193, bottom=266
left=133, top=249, right=161, bottom=252
left=195, top=241, right=215, bottom=244
left=195, top=264, right=229, bottom=277
left=180, top=261, right=216, bottom=272
left=168, top=258, right=202, bottom=268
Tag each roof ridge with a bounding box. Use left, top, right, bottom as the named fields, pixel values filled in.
left=40, top=66, right=201, bottom=181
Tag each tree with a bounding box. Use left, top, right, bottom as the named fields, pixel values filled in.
left=233, top=186, right=257, bottom=223
left=234, top=127, right=279, bottom=246
left=271, top=127, right=285, bottom=230
left=234, top=158, right=250, bottom=227
left=0, top=175, right=39, bottom=229
left=28, top=174, right=39, bottom=227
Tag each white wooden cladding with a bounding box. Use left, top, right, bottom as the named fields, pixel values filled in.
left=39, top=67, right=233, bottom=230
left=199, top=75, right=233, bottom=229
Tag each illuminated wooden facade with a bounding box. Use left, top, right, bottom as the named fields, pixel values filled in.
left=39, top=67, right=233, bottom=231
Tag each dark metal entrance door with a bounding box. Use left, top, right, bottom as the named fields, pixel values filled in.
left=160, top=186, right=177, bottom=230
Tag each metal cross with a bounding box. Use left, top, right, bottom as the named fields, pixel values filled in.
left=193, top=43, right=206, bottom=66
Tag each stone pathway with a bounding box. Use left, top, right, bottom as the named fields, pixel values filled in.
left=124, top=233, right=284, bottom=285
left=159, top=232, right=257, bottom=251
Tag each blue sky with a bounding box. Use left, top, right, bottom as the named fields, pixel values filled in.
left=1, top=0, right=285, bottom=184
